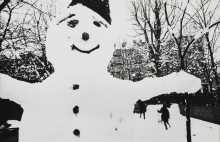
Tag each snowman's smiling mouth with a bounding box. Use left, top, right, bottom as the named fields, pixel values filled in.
left=71, top=44, right=100, bottom=54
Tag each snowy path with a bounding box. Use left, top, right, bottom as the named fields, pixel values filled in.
left=132, top=104, right=219, bottom=142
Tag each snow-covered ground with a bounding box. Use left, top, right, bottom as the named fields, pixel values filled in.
left=132, top=104, right=219, bottom=142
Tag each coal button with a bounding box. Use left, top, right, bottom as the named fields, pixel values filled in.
left=73, top=84, right=79, bottom=90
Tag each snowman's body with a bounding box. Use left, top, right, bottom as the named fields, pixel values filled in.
left=1, top=4, right=168, bottom=142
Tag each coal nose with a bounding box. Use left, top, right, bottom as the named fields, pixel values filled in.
left=82, top=32, right=89, bottom=41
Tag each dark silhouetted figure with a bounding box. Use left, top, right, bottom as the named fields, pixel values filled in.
left=73, top=106, right=79, bottom=116
left=158, top=104, right=171, bottom=130
left=0, top=98, right=23, bottom=141
left=137, top=100, right=147, bottom=119
left=73, top=129, right=80, bottom=137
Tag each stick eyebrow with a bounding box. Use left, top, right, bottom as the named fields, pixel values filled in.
left=57, top=14, right=75, bottom=25
left=92, top=16, right=108, bottom=28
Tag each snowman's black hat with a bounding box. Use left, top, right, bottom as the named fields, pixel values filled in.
left=68, top=0, right=111, bottom=25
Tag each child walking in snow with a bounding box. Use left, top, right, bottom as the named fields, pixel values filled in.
left=158, top=103, right=171, bottom=130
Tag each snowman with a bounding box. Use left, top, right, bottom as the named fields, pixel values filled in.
left=44, top=1, right=172, bottom=141
left=0, top=0, right=188, bottom=142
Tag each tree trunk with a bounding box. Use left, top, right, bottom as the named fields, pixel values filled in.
left=153, top=0, right=162, bottom=77
left=0, top=0, right=10, bottom=12
left=217, top=87, right=220, bottom=106
left=155, top=53, right=162, bottom=77
left=181, top=57, right=185, bottom=71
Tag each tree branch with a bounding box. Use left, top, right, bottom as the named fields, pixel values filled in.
left=0, top=0, right=10, bottom=12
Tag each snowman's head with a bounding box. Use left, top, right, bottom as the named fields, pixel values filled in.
left=46, top=4, right=110, bottom=54
left=46, top=4, right=113, bottom=82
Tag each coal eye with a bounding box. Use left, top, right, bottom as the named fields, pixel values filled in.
left=93, top=21, right=101, bottom=27
left=68, top=20, right=79, bottom=28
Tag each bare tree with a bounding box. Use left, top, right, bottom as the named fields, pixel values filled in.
left=0, top=0, right=58, bottom=82
left=127, top=0, right=178, bottom=77
left=164, top=0, right=220, bottom=71
left=190, top=0, right=220, bottom=95
left=162, top=35, right=206, bottom=77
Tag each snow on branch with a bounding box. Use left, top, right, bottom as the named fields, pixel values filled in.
left=194, top=20, right=220, bottom=40
left=194, top=27, right=210, bottom=40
